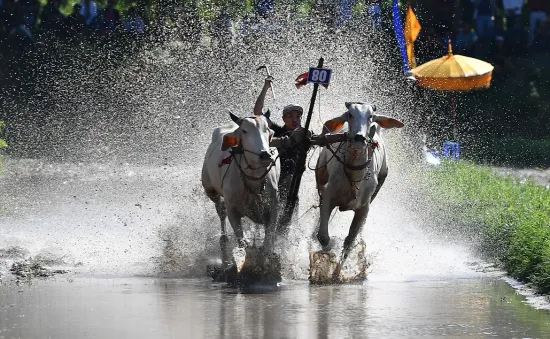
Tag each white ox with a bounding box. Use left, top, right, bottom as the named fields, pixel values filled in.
left=201, top=112, right=280, bottom=267
left=315, top=102, right=404, bottom=271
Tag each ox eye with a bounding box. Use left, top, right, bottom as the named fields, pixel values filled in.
left=242, top=130, right=248, bottom=134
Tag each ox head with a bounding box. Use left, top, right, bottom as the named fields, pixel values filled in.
left=323, top=102, right=404, bottom=143
left=221, top=112, right=275, bottom=167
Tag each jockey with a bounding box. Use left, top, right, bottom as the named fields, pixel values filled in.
left=253, top=75, right=311, bottom=229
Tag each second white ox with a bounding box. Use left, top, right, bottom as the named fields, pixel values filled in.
left=201, top=112, right=280, bottom=267
left=315, top=102, right=404, bottom=271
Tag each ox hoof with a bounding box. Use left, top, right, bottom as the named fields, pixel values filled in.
left=331, top=263, right=342, bottom=281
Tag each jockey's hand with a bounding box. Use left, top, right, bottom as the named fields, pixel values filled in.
left=290, top=127, right=313, bottom=147
left=264, top=75, right=274, bottom=89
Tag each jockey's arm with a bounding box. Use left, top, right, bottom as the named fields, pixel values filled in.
left=269, top=136, right=291, bottom=149
left=253, top=76, right=273, bottom=123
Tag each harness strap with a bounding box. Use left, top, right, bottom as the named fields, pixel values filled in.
left=325, top=141, right=374, bottom=172
left=233, top=151, right=278, bottom=181
left=325, top=138, right=379, bottom=191
left=231, top=151, right=280, bottom=203
left=239, top=169, right=267, bottom=201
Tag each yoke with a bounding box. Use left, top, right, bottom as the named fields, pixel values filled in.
left=269, top=132, right=348, bottom=149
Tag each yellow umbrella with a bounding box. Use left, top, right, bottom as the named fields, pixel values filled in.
left=410, top=40, right=494, bottom=140
left=411, top=40, right=494, bottom=91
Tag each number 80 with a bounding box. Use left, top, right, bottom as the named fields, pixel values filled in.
left=311, top=69, right=328, bottom=82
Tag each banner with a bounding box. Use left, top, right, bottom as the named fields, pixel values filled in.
left=295, top=71, right=329, bottom=89
left=391, top=0, right=409, bottom=73
left=404, top=4, right=422, bottom=69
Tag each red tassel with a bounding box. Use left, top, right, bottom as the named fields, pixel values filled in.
left=295, top=71, right=308, bottom=88
left=218, top=155, right=233, bottom=167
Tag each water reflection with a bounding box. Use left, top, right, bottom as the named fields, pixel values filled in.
left=310, top=284, right=369, bottom=339
left=1, top=277, right=549, bottom=339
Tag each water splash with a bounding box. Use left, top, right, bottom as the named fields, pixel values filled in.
left=0, top=21, right=478, bottom=281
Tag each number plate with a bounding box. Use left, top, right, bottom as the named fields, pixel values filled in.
left=307, top=67, right=332, bottom=85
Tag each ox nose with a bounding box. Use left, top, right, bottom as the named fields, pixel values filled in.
left=353, top=135, right=367, bottom=143
left=259, top=151, right=272, bottom=162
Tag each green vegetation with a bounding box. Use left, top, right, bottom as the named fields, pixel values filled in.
left=0, top=121, right=6, bottom=149
left=419, top=160, right=550, bottom=294
left=455, top=55, right=550, bottom=168
left=462, top=136, right=550, bottom=168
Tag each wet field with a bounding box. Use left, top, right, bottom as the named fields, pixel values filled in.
left=1, top=157, right=549, bottom=338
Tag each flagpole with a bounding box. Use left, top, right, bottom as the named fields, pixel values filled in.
left=392, top=0, right=409, bottom=73
left=281, top=57, right=324, bottom=231
left=304, top=58, right=324, bottom=131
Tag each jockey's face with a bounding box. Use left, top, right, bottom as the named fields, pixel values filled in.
left=282, top=110, right=302, bottom=130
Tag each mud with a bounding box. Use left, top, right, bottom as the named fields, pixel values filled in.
left=1, top=246, right=70, bottom=281
left=9, top=261, right=68, bottom=279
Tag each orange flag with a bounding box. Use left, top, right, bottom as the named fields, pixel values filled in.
left=404, top=4, right=421, bottom=69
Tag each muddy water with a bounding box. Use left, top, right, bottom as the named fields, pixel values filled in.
left=1, top=277, right=550, bottom=338
left=1, top=157, right=550, bottom=338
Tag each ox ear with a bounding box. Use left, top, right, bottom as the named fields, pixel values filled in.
left=264, top=109, right=271, bottom=120
left=345, top=102, right=352, bottom=109
left=229, top=111, right=242, bottom=125
left=323, top=115, right=347, bottom=134
left=371, top=104, right=377, bottom=112
left=373, top=114, right=404, bottom=129
left=221, top=133, right=239, bottom=151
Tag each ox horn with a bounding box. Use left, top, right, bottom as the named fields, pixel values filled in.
left=228, top=111, right=242, bottom=125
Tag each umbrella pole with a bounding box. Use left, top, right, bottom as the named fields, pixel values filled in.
left=451, top=92, right=457, bottom=140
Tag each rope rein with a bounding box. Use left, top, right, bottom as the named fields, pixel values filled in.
left=219, top=142, right=279, bottom=197
left=232, top=146, right=279, bottom=182
left=326, top=138, right=378, bottom=190
left=325, top=142, right=372, bottom=172
left=226, top=143, right=280, bottom=200
left=219, top=132, right=376, bottom=216
left=308, top=141, right=345, bottom=171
